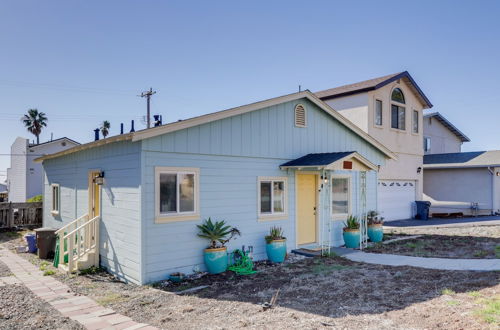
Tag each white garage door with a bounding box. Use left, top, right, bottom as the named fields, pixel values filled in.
left=378, top=180, right=415, bottom=221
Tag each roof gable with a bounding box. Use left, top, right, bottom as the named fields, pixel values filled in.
left=424, top=112, right=470, bottom=142
left=315, top=71, right=433, bottom=109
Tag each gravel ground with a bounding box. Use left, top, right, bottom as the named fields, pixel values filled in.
left=0, top=260, right=12, bottom=277
left=0, top=284, right=84, bottom=330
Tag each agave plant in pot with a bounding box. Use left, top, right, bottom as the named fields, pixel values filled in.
left=197, top=218, right=241, bottom=274
left=367, top=210, right=384, bottom=243
left=343, top=215, right=360, bottom=248
left=265, top=226, right=286, bottom=263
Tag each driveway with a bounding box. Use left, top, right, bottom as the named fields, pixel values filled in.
left=384, top=215, right=500, bottom=228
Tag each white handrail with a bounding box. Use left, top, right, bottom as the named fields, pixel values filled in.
left=55, top=214, right=89, bottom=235
left=63, top=215, right=99, bottom=239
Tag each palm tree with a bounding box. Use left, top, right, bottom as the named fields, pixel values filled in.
left=100, top=120, right=110, bottom=138
left=21, top=109, right=48, bottom=145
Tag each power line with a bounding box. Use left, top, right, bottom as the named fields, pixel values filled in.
left=140, top=88, right=156, bottom=128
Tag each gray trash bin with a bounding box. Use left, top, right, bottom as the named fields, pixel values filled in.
left=415, top=201, right=431, bottom=220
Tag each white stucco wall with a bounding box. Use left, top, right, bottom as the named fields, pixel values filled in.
left=423, top=167, right=494, bottom=215
left=8, top=137, right=28, bottom=202
left=423, top=116, right=463, bottom=154
left=324, top=93, right=369, bottom=132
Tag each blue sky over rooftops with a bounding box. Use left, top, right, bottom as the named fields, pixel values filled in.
left=1, top=0, right=500, bottom=179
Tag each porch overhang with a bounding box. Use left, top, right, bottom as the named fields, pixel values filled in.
left=279, top=151, right=378, bottom=171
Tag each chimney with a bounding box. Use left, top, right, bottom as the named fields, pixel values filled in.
left=94, top=128, right=100, bottom=141
left=130, top=120, right=135, bottom=133
left=120, top=123, right=124, bottom=134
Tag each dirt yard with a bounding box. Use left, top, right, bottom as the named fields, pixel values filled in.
left=1, top=229, right=499, bottom=329
left=374, top=225, right=500, bottom=259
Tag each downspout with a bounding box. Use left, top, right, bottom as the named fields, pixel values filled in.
left=487, top=167, right=495, bottom=215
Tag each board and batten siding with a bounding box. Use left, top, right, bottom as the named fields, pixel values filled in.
left=43, top=141, right=143, bottom=284
left=141, top=98, right=385, bottom=283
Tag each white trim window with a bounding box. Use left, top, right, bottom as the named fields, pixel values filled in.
left=51, top=183, right=60, bottom=215
left=331, top=175, right=351, bottom=219
left=375, top=99, right=383, bottom=126
left=391, top=88, right=406, bottom=130
left=412, top=110, right=419, bottom=133
left=155, top=167, right=200, bottom=223
left=258, top=177, right=287, bottom=220
left=424, top=137, right=431, bottom=152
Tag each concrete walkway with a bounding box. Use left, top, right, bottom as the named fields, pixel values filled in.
left=0, top=248, right=158, bottom=330
left=384, top=215, right=500, bottom=228
left=331, top=247, right=500, bottom=271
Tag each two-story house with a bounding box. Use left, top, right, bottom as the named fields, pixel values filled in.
left=316, top=71, right=433, bottom=220
left=423, top=112, right=500, bottom=216
left=7, top=137, right=79, bottom=202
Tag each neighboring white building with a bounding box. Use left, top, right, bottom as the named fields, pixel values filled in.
left=422, top=112, right=500, bottom=216
left=316, top=71, right=433, bottom=220
left=423, top=112, right=470, bottom=154
left=6, top=137, right=79, bottom=202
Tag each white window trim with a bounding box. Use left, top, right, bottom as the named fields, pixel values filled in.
left=257, top=176, right=288, bottom=221
left=155, top=167, right=200, bottom=223
left=374, top=99, right=383, bottom=127
left=331, top=174, right=352, bottom=221
left=51, top=183, right=60, bottom=215
left=294, top=104, right=307, bottom=128
left=424, top=136, right=431, bottom=152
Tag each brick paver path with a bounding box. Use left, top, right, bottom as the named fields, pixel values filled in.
left=0, top=248, right=158, bottom=330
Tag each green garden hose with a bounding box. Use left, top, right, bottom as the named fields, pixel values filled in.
left=228, top=249, right=257, bottom=275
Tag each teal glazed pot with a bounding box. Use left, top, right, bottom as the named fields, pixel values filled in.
left=343, top=229, right=360, bottom=248
left=367, top=224, right=384, bottom=242
left=266, top=239, right=287, bottom=263
left=204, top=247, right=228, bottom=274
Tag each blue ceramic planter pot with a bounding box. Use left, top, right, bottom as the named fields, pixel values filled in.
left=204, top=247, right=228, bottom=274
left=367, top=225, right=384, bottom=242
left=343, top=229, right=360, bottom=248
left=266, top=239, right=286, bottom=263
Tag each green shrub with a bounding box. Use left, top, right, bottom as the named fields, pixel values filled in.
left=343, top=215, right=359, bottom=230
left=27, top=195, right=42, bottom=202
left=265, top=226, right=285, bottom=243
left=197, top=218, right=240, bottom=249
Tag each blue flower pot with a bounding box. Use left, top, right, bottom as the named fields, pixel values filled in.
left=368, top=225, right=384, bottom=243
left=204, top=247, right=228, bottom=274
left=266, top=239, right=287, bottom=263
left=343, top=229, right=360, bottom=248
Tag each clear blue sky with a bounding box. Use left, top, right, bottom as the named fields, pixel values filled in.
left=1, top=0, right=500, bottom=181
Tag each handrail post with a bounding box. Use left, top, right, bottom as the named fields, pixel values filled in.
left=68, top=235, right=74, bottom=272
left=59, top=232, right=64, bottom=267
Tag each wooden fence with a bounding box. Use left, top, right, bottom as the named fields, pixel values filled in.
left=0, top=202, right=43, bottom=229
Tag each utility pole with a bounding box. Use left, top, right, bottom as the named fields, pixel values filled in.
left=140, top=88, right=156, bottom=128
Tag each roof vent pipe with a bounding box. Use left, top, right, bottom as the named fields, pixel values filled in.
left=120, top=123, right=124, bottom=134
left=94, top=128, right=100, bottom=141
left=130, top=120, right=135, bottom=133
left=153, top=115, right=162, bottom=127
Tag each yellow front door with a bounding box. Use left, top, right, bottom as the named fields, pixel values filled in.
left=297, top=174, right=317, bottom=245
left=88, top=171, right=101, bottom=217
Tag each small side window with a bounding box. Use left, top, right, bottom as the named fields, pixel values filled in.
left=424, top=137, right=431, bottom=152
left=375, top=100, right=383, bottom=126
left=294, top=104, right=306, bottom=127
left=258, top=177, right=287, bottom=220
left=413, top=110, right=419, bottom=133
left=51, top=184, right=60, bottom=215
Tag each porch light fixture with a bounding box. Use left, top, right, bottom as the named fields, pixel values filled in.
left=417, top=167, right=422, bottom=174
left=94, top=172, right=105, bottom=185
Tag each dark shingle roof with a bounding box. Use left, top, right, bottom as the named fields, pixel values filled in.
left=424, top=152, right=486, bottom=165
left=315, top=71, right=433, bottom=109
left=280, top=152, right=355, bottom=167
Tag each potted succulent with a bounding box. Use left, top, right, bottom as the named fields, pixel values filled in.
left=367, top=210, right=384, bottom=243
left=265, top=226, right=286, bottom=263
left=197, top=218, right=241, bottom=274
left=343, top=215, right=360, bottom=248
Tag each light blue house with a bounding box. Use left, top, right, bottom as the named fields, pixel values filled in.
left=37, top=91, right=394, bottom=284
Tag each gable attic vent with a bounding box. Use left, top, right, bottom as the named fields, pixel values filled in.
left=294, top=104, right=306, bottom=127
